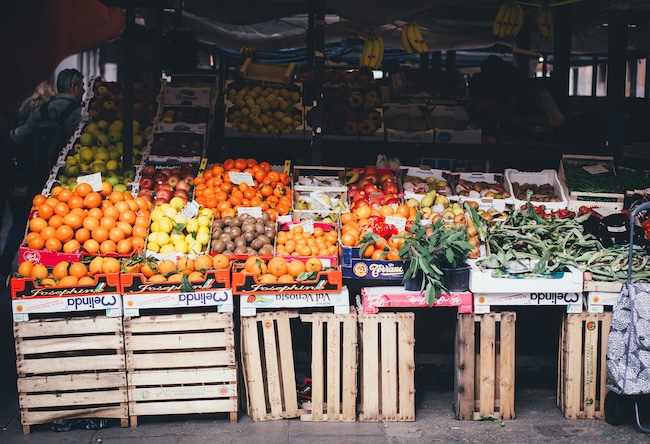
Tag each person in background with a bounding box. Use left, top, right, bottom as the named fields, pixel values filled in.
left=15, top=80, right=57, bottom=128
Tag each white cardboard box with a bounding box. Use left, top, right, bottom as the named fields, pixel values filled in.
left=383, top=103, right=433, bottom=144
left=430, top=105, right=482, bottom=144
left=505, top=168, right=569, bottom=211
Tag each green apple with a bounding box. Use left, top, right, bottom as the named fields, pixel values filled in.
left=79, top=133, right=94, bottom=146
left=97, top=120, right=109, bottom=132
left=108, top=130, right=122, bottom=143
left=106, top=174, right=120, bottom=186
left=113, top=183, right=127, bottom=193
left=84, top=123, right=98, bottom=134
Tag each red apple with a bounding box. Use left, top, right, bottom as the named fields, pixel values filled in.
left=176, top=179, right=192, bottom=192
left=369, top=197, right=383, bottom=210
left=142, top=165, right=156, bottom=176
left=348, top=183, right=359, bottom=192
left=364, top=174, right=377, bottom=184
left=154, top=172, right=168, bottom=182
left=139, top=175, right=154, bottom=190
left=156, top=188, right=173, bottom=202
left=383, top=197, right=400, bottom=206
left=380, top=173, right=394, bottom=183
left=383, top=183, right=399, bottom=195
left=154, top=197, right=168, bottom=207
left=182, top=174, right=194, bottom=186
left=170, top=167, right=181, bottom=175
left=363, top=183, right=379, bottom=194
left=167, top=174, right=180, bottom=188
left=137, top=188, right=153, bottom=201
left=353, top=198, right=369, bottom=209
left=365, top=166, right=378, bottom=176
left=173, top=189, right=190, bottom=200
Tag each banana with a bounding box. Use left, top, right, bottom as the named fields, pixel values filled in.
left=371, top=33, right=384, bottom=69
left=492, top=2, right=508, bottom=37
left=407, top=21, right=423, bottom=53
left=345, top=170, right=360, bottom=185
left=536, top=5, right=553, bottom=41
left=510, top=2, right=524, bottom=37
left=359, top=34, right=374, bottom=67
left=367, top=33, right=379, bottom=69
left=401, top=24, right=414, bottom=54
left=499, top=1, right=513, bottom=38
left=411, top=21, right=428, bottom=53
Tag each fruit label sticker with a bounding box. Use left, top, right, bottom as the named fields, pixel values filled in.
left=77, top=172, right=103, bottom=191
left=385, top=215, right=406, bottom=232
left=238, top=206, right=263, bottom=218
left=299, top=219, right=314, bottom=234
left=180, top=200, right=200, bottom=219
left=229, top=172, right=254, bottom=186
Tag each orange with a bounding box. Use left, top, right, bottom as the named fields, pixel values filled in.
left=177, top=257, right=195, bottom=275
left=69, top=262, right=89, bottom=279
left=212, top=254, right=230, bottom=270
left=50, top=185, right=64, bottom=197
left=157, top=259, right=177, bottom=275
left=78, top=276, right=96, bottom=285
left=101, top=257, right=121, bottom=274
left=53, top=202, right=70, bottom=217
left=99, top=240, right=117, bottom=254
left=75, top=183, right=93, bottom=198
left=32, top=194, right=47, bottom=207
left=45, top=237, right=62, bottom=251
left=109, top=191, right=124, bottom=204
left=48, top=215, right=64, bottom=229
left=62, top=212, right=83, bottom=230
left=58, top=275, right=79, bottom=286
left=37, top=203, right=55, bottom=220
left=135, top=215, right=150, bottom=227
left=39, top=226, right=56, bottom=241
left=114, top=200, right=130, bottom=213
left=167, top=272, right=183, bottom=283
left=341, top=232, right=357, bottom=247
left=75, top=228, right=91, bottom=243
left=141, top=261, right=158, bottom=278
left=52, top=261, right=70, bottom=280
left=25, top=232, right=39, bottom=243
left=29, top=217, right=48, bottom=233
left=379, top=205, right=395, bottom=218
left=57, top=189, right=73, bottom=203
left=31, top=263, right=48, bottom=279
left=55, top=225, right=74, bottom=243
left=100, top=181, right=113, bottom=197
left=91, top=227, right=109, bottom=243
left=83, top=192, right=102, bottom=208
left=119, top=210, right=136, bottom=225
left=45, top=197, right=59, bottom=207
left=132, top=224, right=148, bottom=239
left=82, top=217, right=100, bottom=231
left=100, top=216, right=117, bottom=230
left=278, top=274, right=294, bottom=283
left=134, top=197, right=150, bottom=211
left=68, top=195, right=85, bottom=209
left=101, top=200, right=113, bottom=212
left=27, top=235, right=45, bottom=250
left=130, top=236, right=145, bottom=252
left=258, top=273, right=277, bottom=283
left=148, top=274, right=167, bottom=282
left=244, top=256, right=267, bottom=275
left=117, top=221, right=133, bottom=237
left=287, top=259, right=305, bottom=278
left=126, top=199, right=139, bottom=212
left=298, top=245, right=312, bottom=256
left=88, top=256, right=105, bottom=274
left=267, top=257, right=288, bottom=278
left=194, top=255, right=213, bottom=271
left=40, top=277, right=57, bottom=286
left=116, top=238, right=132, bottom=254
left=362, top=243, right=375, bottom=258
left=187, top=271, right=204, bottom=281
left=354, top=205, right=372, bottom=220
left=395, top=204, right=411, bottom=218
left=63, top=239, right=81, bottom=253
left=83, top=239, right=100, bottom=255
left=102, top=205, right=120, bottom=221
left=305, top=257, right=323, bottom=273
left=17, top=260, right=34, bottom=277
left=87, top=207, right=103, bottom=220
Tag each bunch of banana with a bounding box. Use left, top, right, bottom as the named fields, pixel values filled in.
left=359, top=31, right=384, bottom=69
left=401, top=21, right=428, bottom=54
left=239, top=45, right=259, bottom=61
left=492, top=0, right=524, bottom=38
left=536, top=4, right=554, bottom=41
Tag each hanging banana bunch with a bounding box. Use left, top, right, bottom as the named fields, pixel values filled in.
left=402, top=20, right=428, bottom=54
left=536, top=4, right=554, bottom=41
left=492, top=0, right=524, bottom=38
left=359, top=31, right=385, bottom=69
left=239, top=45, right=259, bottom=61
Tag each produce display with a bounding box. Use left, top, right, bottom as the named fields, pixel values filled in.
left=151, top=132, right=204, bottom=157
left=315, top=87, right=382, bottom=137
left=210, top=213, right=277, bottom=257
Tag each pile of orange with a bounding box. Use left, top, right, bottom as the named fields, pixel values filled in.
left=126, top=253, right=230, bottom=283
left=193, top=157, right=292, bottom=221
left=275, top=224, right=338, bottom=257
left=25, top=182, right=152, bottom=255
left=15, top=256, right=121, bottom=287
left=340, top=204, right=413, bottom=261
left=242, top=255, right=323, bottom=283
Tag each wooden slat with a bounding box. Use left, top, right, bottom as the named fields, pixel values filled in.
left=240, top=316, right=267, bottom=421
left=381, top=317, right=398, bottom=421
left=15, top=316, right=122, bottom=338
left=127, top=350, right=235, bottom=369
left=557, top=311, right=566, bottom=410
left=124, top=312, right=233, bottom=333
left=20, top=389, right=126, bottom=408
left=583, top=314, right=598, bottom=419
left=18, top=354, right=125, bottom=375
left=360, top=315, right=379, bottom=421
left=498, top=312, right=516, bottom=420
left=397, top=313, right=415, bottom=421
left=455, top=313, right=475, bottom=420
left=262, top=314, right=283, bottom=419
left=275, top=312, right=298, bottom=418
left=564, top=313, right=583, bottom=419
left=21, top=405, right=127, bottom=425
left=341, top=312, right=357, bottom=422
left=311, top=317, right=324, bottom=421
left=326, top=318, right=341, bottom=421
left=129, top=399, right=237, bottom=416
left=599, top=312, right=612, bottom=417
left=478, top=313, right=496, bottom=418
left=126, top=331, right=234, bottom=351
left=130, top=384, right=237, bottom=401
left=18, top=373, right=126, bottom=393
left=128, top=368, right=237, bottom=386
left=16, top=335, right=124, bottom=356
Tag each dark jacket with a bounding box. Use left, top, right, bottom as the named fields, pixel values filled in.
left=11, top=93, right=81, bottom=147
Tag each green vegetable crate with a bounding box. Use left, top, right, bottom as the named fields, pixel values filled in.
left=558, top=154, right=625, bottom=212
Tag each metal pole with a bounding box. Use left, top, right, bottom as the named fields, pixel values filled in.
left=446, top=50, right=456, bottom=71
left=591, top=56, right=598, bottom=97
left=552, top=4, right=572, bottom=111
left=309, top=0, right=325, bottom=165
left=606, top=10, right=628, bottom=161
left=122, top=4, right=135, bottom=172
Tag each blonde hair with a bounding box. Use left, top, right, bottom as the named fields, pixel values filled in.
left=31, top=81, right=57, bottom=109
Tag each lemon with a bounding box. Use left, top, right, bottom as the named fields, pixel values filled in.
left=146, top=241, right=160, bottom=253
left=163, top=206, right=178, bottom=218
left=174, top=240, right=189, bottom=254
left=160, top=244, right=176, bottom=254
left=196, top=231, right=210, bottom=246
left=197, top=215, right=211, bottom=227
left=186, top=219, right=199, bottom=233
left=156, top=232, right=170, bottom=246
left=158, top=217, right=174, bottom=234
left=150, top=208, right=164, bottom=222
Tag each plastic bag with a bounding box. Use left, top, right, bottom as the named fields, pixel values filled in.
left=52, top=418, right=114, bottom=432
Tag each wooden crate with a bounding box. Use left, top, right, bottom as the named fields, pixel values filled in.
left=454, top=312, right=516, bottom=421
left=240, top=311, right=301, bottom=421
left=14, top=316, right=128, bottom=435
left=124, top=312, right=238, bottom=426
left=557, top=312, right=611, bottom=419
left=299, top=310, right=358, bottom=422
left=358, top=312, right=415, bottom=421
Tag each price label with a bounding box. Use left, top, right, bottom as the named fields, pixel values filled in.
left=229, top=172, right=254, bottom=185
left=299, top=219, right=315, bottom=234
left=385, top=215, right=407, bottom=232
left=582, top=164, right=609, bottom=175
left=76, top=173, right=103, bottom=191
left=237, top=206, right=263, bottom=218
left=180, top=200, right=200, bottom=219
left=309, top=191, right=331, bottom=210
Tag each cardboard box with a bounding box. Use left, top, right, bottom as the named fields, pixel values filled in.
left=451, top=172, right=512, bottom=212
left=383, top=103, right=433, bottom=144
left=239, top=58, right=295, bottom=85
left=504, top=168, right=569, bottom=211
left=341, top=245, right=404, bottom=280
left=150, top=131, right=205, bottom=159
left=120, top=269, right=230, bottom=294
left=11, top=273, right=121, bottom=299
left=430, top=105, right=481, bottom=144
left=400, top=165, right=452, bottom=202
left=161, top=76, right=217, bottom=107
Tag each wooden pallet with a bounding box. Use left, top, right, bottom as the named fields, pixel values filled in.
left=299, top=309, right=358, bottom=422
left=557, top=312, right=611, bottom=419
left=454, top=312, right=516, bottom=421
left=124, top=312, right=238, bottom=426
left=240, top=311, right=301, bottom=421
left=358, top=312, right=415, bottom=422
left=14, top=316, right=128, bottom=435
